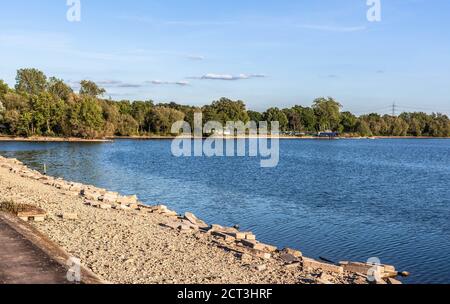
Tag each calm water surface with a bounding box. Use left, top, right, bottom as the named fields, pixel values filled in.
left=1, top=139, right=449, bottom=284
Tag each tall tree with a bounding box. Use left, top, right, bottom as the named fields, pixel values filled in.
left=79, top=80, right=106, bottom=98
left=263, top=107, right=288, bottom=131
left=47, top=77, right=73, bottom=101
left=0, top=80, right=8, bottom=97
left=15, top=68, right=47, bottom=95
left=312, top=97, right=342, bottom=131
left=210, top=98, right=250, bottom=123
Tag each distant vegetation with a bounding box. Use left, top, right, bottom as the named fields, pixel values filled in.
left=0, top=69, right=449, bottom=138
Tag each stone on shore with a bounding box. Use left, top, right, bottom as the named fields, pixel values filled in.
left=303, top=258, right=344, bottom=274
left=184, top=212, right=209, bottom=229
left=279, top=253, right=300, bottom=264
left=282, top=248, right=303, bottom=258
left=60, top=213, right=78, bottom=220
left=339, top=261, right=385, bottom=277
left=99, top=203, right=112, bottom=210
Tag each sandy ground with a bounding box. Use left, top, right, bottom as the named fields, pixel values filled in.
left=0, top=156, right=382, bottom=285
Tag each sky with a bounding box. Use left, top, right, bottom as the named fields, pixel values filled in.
left=0, top=0, right=449, bottom=114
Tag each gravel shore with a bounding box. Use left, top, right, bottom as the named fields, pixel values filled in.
left=0, top=155, right=389, bottom=284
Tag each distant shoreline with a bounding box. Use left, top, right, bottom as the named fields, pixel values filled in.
left=0, top=135, right=448, bottom=143
left=0, top=136, right=112, bottom=143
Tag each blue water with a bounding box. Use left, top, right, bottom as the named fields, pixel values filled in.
left=1, top=139, right=449, bottom=284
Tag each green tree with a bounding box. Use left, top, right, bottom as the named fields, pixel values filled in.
left=0, top=80, right=9, bottom=97
left=131, top=101, right=153, bottom=133
left=15, top=68, right=47, bottom=95
left=116, top=114, right=139, bottom=136
left=247, top=110, right=263, bottom=123
left=357, top=120, right=372, bottom=137
left=312, top=97, right=342, bottom=131
left=263, top=107, right=289, bottom=131
left=79, top=80, right=106, bottom=98
left=392, top=117, right=409, bottom=136
left=47, top=77, right=73, bottom=101
left=147, top=107, right=185, bottom=134
left=340, top=111, right=358, bottom=133
left=210, top=98, right=250, bottom=124
left=283, top=108, right=302, bottom=131
left=70, top=96, right=105, bottom=138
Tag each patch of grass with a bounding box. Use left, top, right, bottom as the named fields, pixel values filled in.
left=0, top=201, right=37, bottom=214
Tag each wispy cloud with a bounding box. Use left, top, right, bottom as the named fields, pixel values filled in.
left=187, top=55, right=205, bottom=61
left=298, top=24, right=366, bottom=32
left=190, top=73, right=267, bottom=81
left=148, top=80, right=190, bottom=86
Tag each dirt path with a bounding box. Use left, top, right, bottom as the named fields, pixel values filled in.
left=0, top=217, right=72, bottom=284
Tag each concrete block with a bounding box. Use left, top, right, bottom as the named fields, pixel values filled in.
left=282, top=248, right=303, bottom=258
left=303, top=258, right=344, bottom=274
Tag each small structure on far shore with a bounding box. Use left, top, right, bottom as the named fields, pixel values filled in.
left=317, top=131, right=339, bottom=138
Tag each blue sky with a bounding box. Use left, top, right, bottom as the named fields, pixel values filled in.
left=0, top=0, right=449, bottom=114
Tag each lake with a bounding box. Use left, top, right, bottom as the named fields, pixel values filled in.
left=1, top=139, right=449, bottom=284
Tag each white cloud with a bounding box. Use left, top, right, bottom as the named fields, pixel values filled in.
left=148, top=80, right=190, bottom=86
left=190, top=73, right=267, bottom=81
left=187, top=55, right=205, bottom=61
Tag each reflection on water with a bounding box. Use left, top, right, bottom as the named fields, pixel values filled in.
left=1, top=139, right=450, bottom=283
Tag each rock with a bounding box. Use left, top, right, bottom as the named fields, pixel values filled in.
left=162, top=210, right=178, bottom=217
left=161, top=221, right=180, bottom=230
left=82, top=190, right=101, bottom=201
left=212, top=231, right=236, bottom=242
left=387, top=278, right=402, bottom=285
left=178, top=223, right=192, bottom=232
left=33, top=216, right=46, bottom=222
left=244, top=233, right=256, bottom=241
left=60, top=213, right=78, bottom=220
left=374, top=278, right=388, bottom=285
left=114, top=205, right=131, bottom=211
left=241, top=239, right=264, bottom=251
left=251, top=264, right=267, bottom=272
left=259, top=243, right=277, bottom=253
left=101, top=192, right=119, bottom=203
left=229, top=232, right=246, bottom=240
left=303, top=258, right=344, bottom=274
left=245, top=248, right=271, bottom=260
left=340, top=261, right=384, bottom=277
left=282, top=248, right=302, bottom=258
left=184, top=212, right=199, bottom=224
left=117, top=195, right=138, bottom=205
left=237, top=253, right=252, bottom=263
left=151, top=205, right=169, bottom=214
left=279, top=253, right=300, bottom=264
left=316, top=273, right=335, bottom=284
left=210, top=224, right=224, bottom=231
left=128, top=203, right=140, bottom=210
left=99, top=203, right=112, bottom=210
left=283, top=262, right=301, bottom=269
left=241, top=240, right=277, bottom=252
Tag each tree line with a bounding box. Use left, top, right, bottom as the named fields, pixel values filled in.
left=0, top=69, right=449, bottom=138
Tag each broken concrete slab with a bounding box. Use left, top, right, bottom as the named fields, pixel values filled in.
left=279, top=253, right=300, bottom=264
left=241, top=239, right=265, bottom=251
left=98, top=203, right=112, bottom=210
left=339, top=261, right=384, bottom=277
left=282, top=248, right=303, bottom=258
left=303, top=258, right=344, bottom=274
left=212, top=231, right=236, bottom=242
